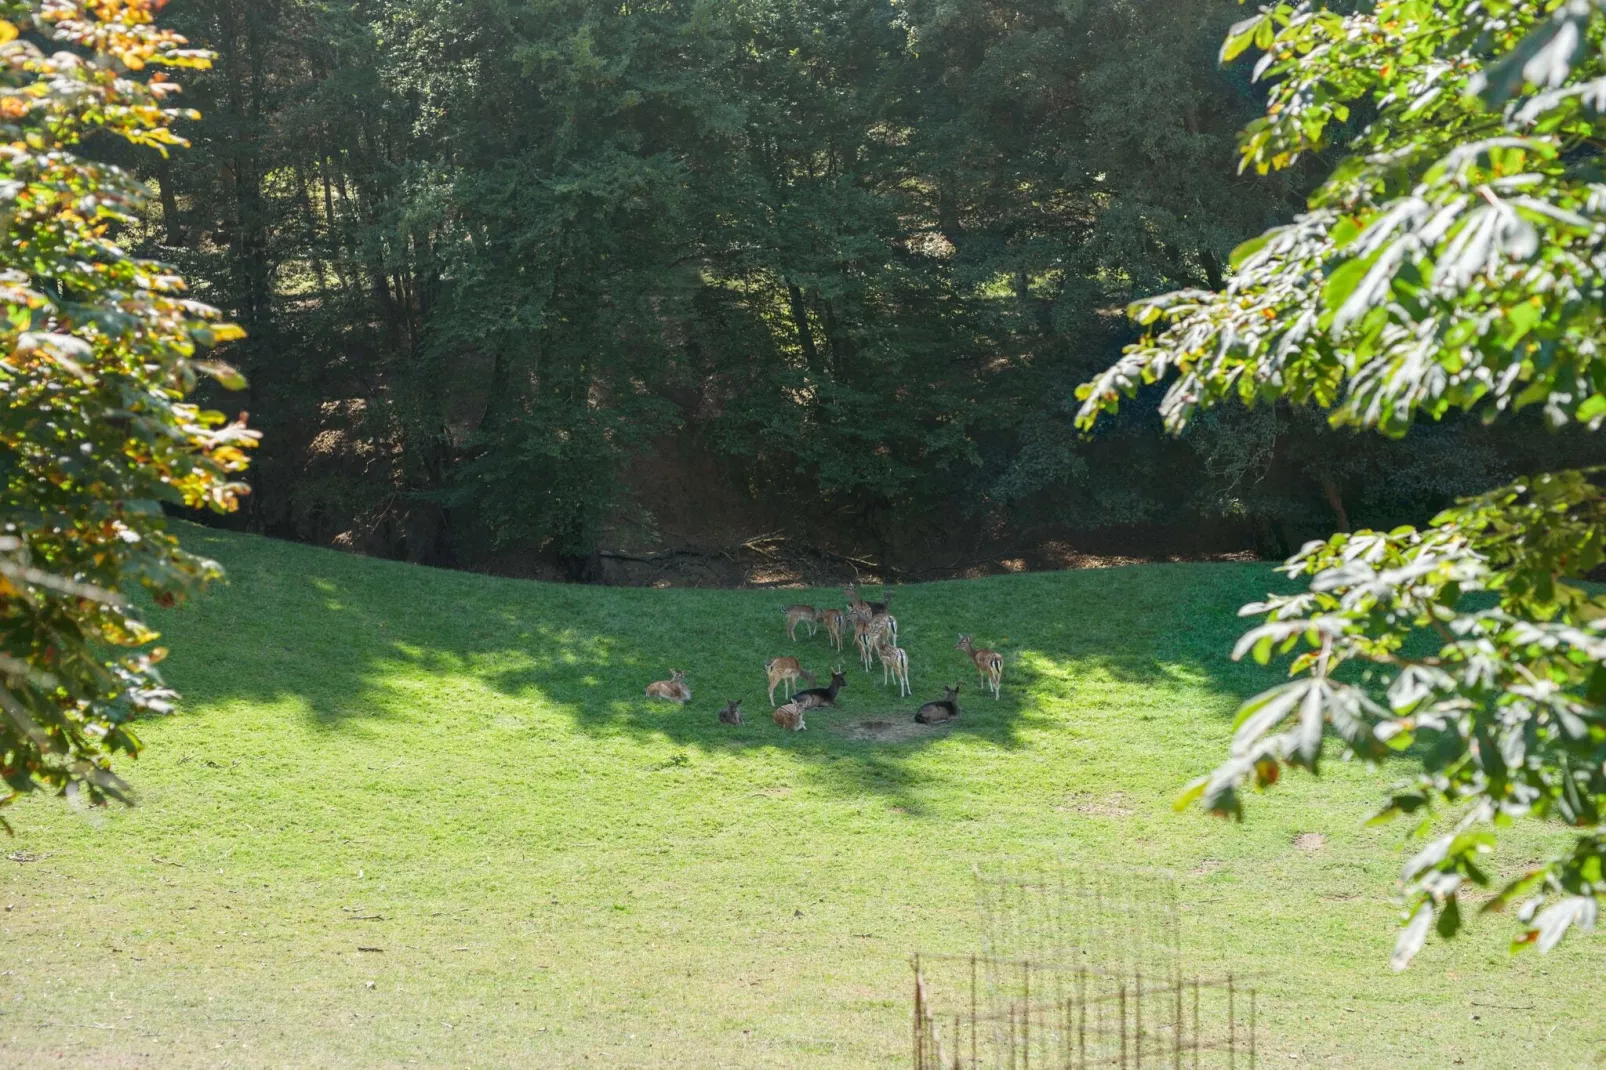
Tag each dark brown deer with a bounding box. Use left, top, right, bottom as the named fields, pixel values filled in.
left=718, top=700, right=744, bottom=725
left=956, top=635, right=1004, bottom=700
left=791, top=667, right=847, bottom=710
left=915, top=684, right=961, bottom=725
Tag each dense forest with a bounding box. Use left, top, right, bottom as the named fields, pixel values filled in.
left=136, top=0, right=1602, bottom=577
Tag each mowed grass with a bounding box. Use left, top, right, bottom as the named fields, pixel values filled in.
left=2, top=526, right=1603, bottom=1068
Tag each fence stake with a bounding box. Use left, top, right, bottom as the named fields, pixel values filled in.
left=1227, top=974, right=1235, bottom=1070
left=1119, top=982, right=1128, bottom=1070
left=1023, top=960, right=1031, bottom=1070
left=1135, top=970, right=1143, bottom=1070
left=1191, top=976, right=1200, bottom=1070
left=914, top=955, right=924, bottom=1069
left=1249, top=989, right=1257, bottom=1070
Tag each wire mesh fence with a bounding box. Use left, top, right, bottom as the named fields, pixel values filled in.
left=912, top=862, right=1259, bottom=1069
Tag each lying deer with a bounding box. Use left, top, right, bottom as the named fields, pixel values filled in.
left=718, top=700, right=744, bottom=725
left=876, top=638, right=911, bottom=698
left=820, top=608, right=846, bottom=652
left=915, top=684, right=961, bottom=725
left=764, top=656, right=815, bottom=706
left=773, top=701, right=807, bottom=732
left=645, top=669, right=692, bottom=703
left=791, top=668, right=847, bottom=710
left=784, top=604, right=819, bottom=641
left=956, top=635, right=1004, bottom=700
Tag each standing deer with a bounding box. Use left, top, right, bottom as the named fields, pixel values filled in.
left=820, top=608, right=846, bottom=652
left=852, top=615, right=875, bottom=671
left=645, top=669, right=692, bottom=703
left=764, top=656, right=815, bottom=706
left=718, top=700, right=744, bottom=725
left=876, top=638, right=911, bottom=698
left=867, top=612, right=898, bottom=651
left=915, top=684, right=961, bottom=725
left=784, top=604, right=819, bottom=641
left=844, top=585, right=893, bottom=622
left=956, top=635, right=1004, bottom=700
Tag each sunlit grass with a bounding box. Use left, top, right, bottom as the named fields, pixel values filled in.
left=0, top=526, right=1600, bottom=1067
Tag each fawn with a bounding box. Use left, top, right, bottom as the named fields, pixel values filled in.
left=915, top=684, right=961, bottom=725
left=718, top=699, right=744, bottom=725
left=764, top=656, right=815, bottom=706
left=820, top=607, right=846, bottom=652
left=956, top=635, right=1004, bottom=700
left=773, top=701, right=807, bottom=732
left=792, top=668, right=847, bottom=710
left=645, top=669, right=692, bottom=703
left=784, top=604, right=819, bottom=641
left=876, top=637, right=911, bottom=698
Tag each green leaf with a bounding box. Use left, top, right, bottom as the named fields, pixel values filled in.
left=1391, top=901, right=1434, bottom=972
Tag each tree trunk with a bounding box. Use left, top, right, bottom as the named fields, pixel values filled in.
left=788, top=283, right=820, bottom=373
left=1319, top=473, right=1352, bottom=533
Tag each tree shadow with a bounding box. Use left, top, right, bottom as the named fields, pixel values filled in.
left=154, top=526, right=1296, bottom=810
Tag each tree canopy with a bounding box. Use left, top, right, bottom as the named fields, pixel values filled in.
left=138, top=0, right=1596, bottom=571
left=1078, top=0, right=1606, bottom=967
left=0, top=0, right=253, bottom=819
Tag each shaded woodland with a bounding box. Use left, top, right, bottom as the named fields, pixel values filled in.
left=137, top=0, right=1603, bottom=577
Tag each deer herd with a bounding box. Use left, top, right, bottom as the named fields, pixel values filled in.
left=644, top=584, right=1005, bottom=734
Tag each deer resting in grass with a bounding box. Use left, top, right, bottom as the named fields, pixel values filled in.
left=645, top=669, right=692, bottom=703
left=784, top=604, right=819, bottom=641
left=791, top=668, right=847, bottom=710
left=915, top=684, right=961, bottom=725
left=764, top=656, right=815, bottom=706
left=773, top=701, right=807, bottom=732
left=876, top=637, right=911, bottom=698
left=956, top=635, right=1003, bottom=700
left=718, top=700, right=744, bottom=725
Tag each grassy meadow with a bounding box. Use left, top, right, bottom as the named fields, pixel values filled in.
left=2, top=526, right=1602, bottom=1067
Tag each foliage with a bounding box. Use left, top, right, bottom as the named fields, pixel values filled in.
left=0, top=0, right=253, bottom=819
left=138, top=0, right=1368, bottom=564
left=1078, top=0, right=1606, bottom=967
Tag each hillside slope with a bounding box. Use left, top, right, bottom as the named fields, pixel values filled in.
left=2, top=527, right=1600, bottom=1067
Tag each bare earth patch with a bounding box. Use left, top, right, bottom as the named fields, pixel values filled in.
left=1055, top=791, right=1136, bottom=817
left=838, top=718, right=942, bottom=743
left=1294, top=832, right=1327, bottom=852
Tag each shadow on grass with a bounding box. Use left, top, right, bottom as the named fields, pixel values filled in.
left=154, top=526, right=1295, bottom=805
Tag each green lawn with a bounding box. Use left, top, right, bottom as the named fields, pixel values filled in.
left=2, top=526, right=1601, bottom=1068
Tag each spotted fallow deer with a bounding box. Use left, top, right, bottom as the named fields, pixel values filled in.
left=764, top=656, right=815, bottom=706
left=645, top=669, right=692, bottom=703
left=784, top=604, right=819, bottom=641
left=956, top=635, right=1004, bottom=700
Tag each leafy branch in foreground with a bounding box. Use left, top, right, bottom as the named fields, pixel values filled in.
left=1077, top=0, right=1606, bottom=967
left=0, top=0, right=254, bottom=821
